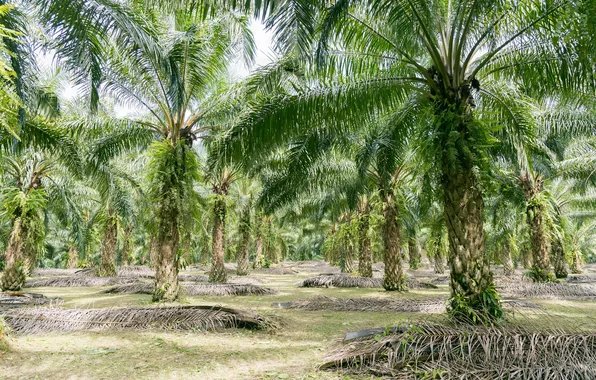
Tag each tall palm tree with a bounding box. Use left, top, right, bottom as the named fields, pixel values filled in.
left=221, top=0, right=594, bottom=322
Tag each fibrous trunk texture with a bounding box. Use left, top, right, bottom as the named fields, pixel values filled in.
left=432, top=237, right=445, bottom=274
left=439, top=110, right=500, bottom=322
left=67, top=245, right=79, bottom=269
left=550, top=236, right=568, bottom=278
left=340, top=235, right=355, bottom=274
left=571, top=250, right=583, bottom=274
left=153, top=220, right=180, bottom=302
left=502, top=243, right=515, bottom=276
left=236, top=205, right=251, bottom=276
left=0, top=219, right=26, bottom=291
left=408, top=238, right=421, bottom=270
left=358, top=208, right=372, bottom=278
left=98, top=209, right=117, bottom=277
left=253, top=233, right=264, bottom=269
left=382, top=195, right=406, bottom=291
left=209, top=198, right=227, bottom=283
left=521, top=175, right=553, bottom=282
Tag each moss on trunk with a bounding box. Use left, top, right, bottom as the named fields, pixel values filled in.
left=382, top=194, right=406, bottom=291
left=209, top=197, right=228, bottom=283
left=98, top=208, right=118, bottom=277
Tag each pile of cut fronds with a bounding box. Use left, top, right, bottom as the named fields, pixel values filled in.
left=1, top=305, right=271, bottom=334
left=25, top=276, right=137, bottom=288
left=104, top=283, right=278, bottom=296
left=182, top=284, right=278, bottom=296
left=102, top=282, right=152, bottom=294
left=566, top=274, right=596, bottom=284
left=116, top=266, right=154, bottom=278
left=253, top=267, right=299, bottom=275
left=283, top=296, right=539, bottom=314
left=178, top=275, right=209, bottom=282
left=0, top=292, right=61, bottom=310
left=229, top=276, right=268, bottom=284
left=288, top=296, right=446, bottom=313
left=499, top=281, right=596, bottom=299
left=298, top=275, right=437, bottom=289
left=321, top=320, right=596, bottom=378
left=31, top=268, right=79, bottom=277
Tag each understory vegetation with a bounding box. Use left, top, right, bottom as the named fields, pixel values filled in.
left=1, top=0, right=596, bottom=379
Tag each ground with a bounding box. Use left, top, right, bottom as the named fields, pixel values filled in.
left=1, top=263, right=595, bottom=379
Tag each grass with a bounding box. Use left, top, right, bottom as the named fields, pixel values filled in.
left=1, top=262, right=595, bottom=379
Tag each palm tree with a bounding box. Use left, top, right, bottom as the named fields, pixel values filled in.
left=207, top=167, right=238, bottom=283
left=221, top=0, right=595, bottom=322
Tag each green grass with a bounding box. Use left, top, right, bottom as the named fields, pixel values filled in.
left=1, top=267, right=594, bottom=379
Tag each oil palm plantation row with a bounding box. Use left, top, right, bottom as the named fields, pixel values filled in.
left=0, top=0, right=595, bottom=325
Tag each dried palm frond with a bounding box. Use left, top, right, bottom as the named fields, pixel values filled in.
left=228, top=276, right=268, bottom=285
left=298, top=275, right=437, bottom=289
left=102, top=282, right=152, bottom=294
left=103, top=283, right=278, bottom=296
left=566, top=274, right=596, bottom=284
left=0, top=292, right=62, bottom=310
left=253, top=268, right=299, bottom=275
left=499, top=282, right=596, bottom=299
left=116, top=266, right=154, bottom=278
left=74, top=268, right=98, bottom=277
left=182, top=284, right=278, bottom=296
left=178, top=275, right=209, bottom=282
left=25, top=276, right=137, bottom=288
left=282, top=296, right=539, bottom=314
left=288, top=296, right=447, bottom=313
left=31, top=268, right=79, bottom=277
left=321, top=320, right=596, bottom=379
left=2, top=305, right=271, bottom=334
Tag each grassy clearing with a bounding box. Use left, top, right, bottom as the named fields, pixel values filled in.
left=1, top=265, right=595, bottom=379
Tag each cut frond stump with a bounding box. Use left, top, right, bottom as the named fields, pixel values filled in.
left=1, top=305, right=271, bottom=334
left=321, top=320, right=596, bottom=378
left=103, top=283, right=278, bottom=296
left=298, top=275, right=437, bottom=289
left=25, top=276, right=137, bottom=288
left=499, top=282, right=596, bottom=299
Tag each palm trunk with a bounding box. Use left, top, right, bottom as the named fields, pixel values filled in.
left=521, top=175, right=553, bottom=282
left=149, top=236, right=159, bottom=268
left=357, top=205, right=372, bottom=278
left=153, top=220, right=180, bottom=302
left=236, top=205, right=251, bottom=276
left=502, top=242, right=514, bottom=276
left=571, top=249, right=583, bottom=274
left=550, top=236, right=568, bottom=278
left=408, top=237, right=421, bottom=270
left=0, top=219, right=26, bottom=291
left=382, top=194, right=406, bottom=291
left=236, top=230, right=250, bottom=276
left=442, top=145, right=500, bottom=322
left=67, top=245, right=79, bottom=269
left=98, top=208, right=117, bottom=277
left=431, top=231, right=445, bottom=274
left=209, top=198, right=227, bottom=283
left=339, top=224, right=355, bottom=274
left=121, top=226, right=132, bottom=266
left=253, top=218, right=264, bottom=269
